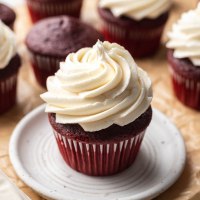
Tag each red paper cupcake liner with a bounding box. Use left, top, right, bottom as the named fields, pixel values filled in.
left=53, top=130, right=145, bottom=176
left=0, top=73, right=18, bottom=114
left=101, top=21, right=165, bottom=58
left=29, top=52, right=63, bottom=88
left=26, top=0, right=83, bottom=22
left=169, top=66, right=200, bottom=110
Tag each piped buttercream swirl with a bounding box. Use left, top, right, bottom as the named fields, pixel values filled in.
left=0, top=21, right=16, bottom=69
left=99, top=0, right=171, bottom=20
left=41, top=41, right=152, bottom=132
left=167, top=4, right=200, bottom=66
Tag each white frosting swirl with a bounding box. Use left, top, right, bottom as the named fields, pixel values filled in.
left=99, top=0, right=171, bottom=20
left=167, top=4, right=200, bottom=66
left=0, top=21, right=16, bottom=69
left=41, top=41, right=152, bottom=132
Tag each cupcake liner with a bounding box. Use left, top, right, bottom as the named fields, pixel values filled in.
left=169, top=65, right=200, bottom=110
left=29, top=52, right=63, bottom=88
left=0, top=73, right=17, bottom=114
left=53, top=129, right=145, bottom=176
left=26, top=0, right=82, bottom=22
left=101, top=21, right=165, bottom=58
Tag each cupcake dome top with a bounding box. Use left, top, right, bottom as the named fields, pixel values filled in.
left=41, top=41, right=152, bottom=132
left=0, top=3, right=16, bottom=26
left=26, top=16, right=103, bottom=58
left=167, top=3, right=200, bottom=66
left=99, top=0, right=171, bottom=20
left=0, top=21, right=16, bottom=69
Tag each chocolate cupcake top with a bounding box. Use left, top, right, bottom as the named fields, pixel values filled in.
left=167, top=3, right=200, bottom=66
left=0, top=21, right=16, bottom=69
left=26, top=16, right=104, bottom=58
left=41, top=41, right=152, bottom=132
left=99, top=0, right=171, bottom=20
left=0, top=3, right=16, bottom=26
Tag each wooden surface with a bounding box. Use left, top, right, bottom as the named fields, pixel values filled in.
left=0, top=0, right=200, bottom=199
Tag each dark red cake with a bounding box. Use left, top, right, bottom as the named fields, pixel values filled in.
left=26, top=0, right=83, bottom=23
left=98, top=8, right=169, bottom=58
left=48, top=107, right=152, bottom=176
left=167, top=50, right=200, bottom=110
left=0, top=3, right=16, bottom=30
left=26, top=16, right=104, bottom=88
left=0, top=55, right=21, bottom=114
left=49, top=107, right=152, bottom=143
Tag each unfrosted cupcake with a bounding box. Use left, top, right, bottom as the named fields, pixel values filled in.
left=26, top=16, right=104, bottom=88
left=98, top=0, right=171, bottom=58
left=41, top=40, right=153, bottom=176
left=166, top=4, right=200, bottom=110
left=0, top=3, right=16, bottom=30
left=0, top=21, right=21, bottom=114
left=26, top=0, right=83, bottom=23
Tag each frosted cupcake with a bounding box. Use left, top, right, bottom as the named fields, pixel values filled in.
left=167, top=4, right=200, bottom=110
left=41, top=41, right=153, bottom=176
left=98, top=0, right=171, bottom=58
left=0, top=21, right=21, bottom=114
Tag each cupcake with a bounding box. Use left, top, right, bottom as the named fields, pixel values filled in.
left=0, top=3, right=16, bottom=30
left=26, top=16, right=104, bottom=88
left=41, top=40, right=153, bottom=176
left=0, top=21, right=21, bottom=114
left=166, top=4, right=200, bottom=110
left=98, top=0, right=171, bottom=58
left=26, top=0, right=83, bottom=23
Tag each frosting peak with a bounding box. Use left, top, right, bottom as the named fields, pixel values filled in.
left=0, top=21, right=16, bottom=69
left=167, top=4, right=200, bottom=66
left=99, top=0, right=171, bottom=20
left=41, top=41, right=152, bottom=132
left=95, top=40, right=106, bottom=60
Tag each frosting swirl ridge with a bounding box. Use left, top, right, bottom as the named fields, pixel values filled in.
left=99, top=0, right=171, bottom=20
left=167, top=4, right=200, bottom=66
left=41, top=41, right=152, bottom=132
left=0, top=21, right=16, bottom=69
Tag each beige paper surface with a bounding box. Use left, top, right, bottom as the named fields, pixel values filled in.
left=0, top=0, right=200, bottom=199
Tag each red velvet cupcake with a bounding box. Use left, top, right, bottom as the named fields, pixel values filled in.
left=0, top=22, right=21, bottom=114
left=26, top=0, right=83, bottom=23
left=41, top=41, right=153, bottom=176
left=0, top=3, right=16, bottom=30
left=167, top=4, right=200, bottom=110
left=167, top=50, right=200, bottom=110
left=98, top=0, right=171, bottom=58
left=26, top=16, right=104, bottom=88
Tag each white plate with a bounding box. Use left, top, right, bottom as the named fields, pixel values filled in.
left=9, top=105, right=186, bottom=200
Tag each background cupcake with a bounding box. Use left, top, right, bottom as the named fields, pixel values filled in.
left=26, top=0, right=83, bottom=23
left=0, top=21, right=21, bottom=114
left=98, top=0, right=171, bottom=58
left=167, top=4, right=200, bottom=110
left=41, top=41, right=153, bottom=176
left=26, top=16, right=104, bottom=88
left=0, top=3, right=16, bottom=30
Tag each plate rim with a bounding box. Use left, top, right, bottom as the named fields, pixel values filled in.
left=9, top=104, right=186, bottom=200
